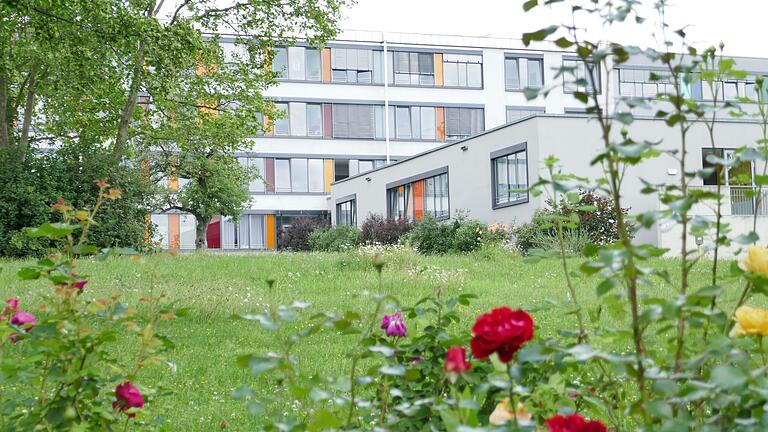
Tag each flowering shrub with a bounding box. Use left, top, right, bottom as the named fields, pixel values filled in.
left=406, top=217, right=510, bottom=254
left=0, top=181, right=179, bottom=429
left=279, top=216, right=329, bottom=251
left=239, top=1, right=768, bottom=430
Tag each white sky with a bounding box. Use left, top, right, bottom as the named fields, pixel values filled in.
left=340, top=0, right=768, bottom=58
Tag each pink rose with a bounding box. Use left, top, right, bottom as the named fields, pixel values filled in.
left=73, top=280, right=88, bottom=290
left=380, top=312, right=407, bottom=337
left=113, top=381, right=144, bottom=418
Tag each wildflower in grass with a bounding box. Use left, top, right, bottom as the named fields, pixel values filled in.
left=73, top=279, right=88, bottom=290
left=471, top=307, right=533, bottom=363
left=113, top=381, right=144, bottom=418
left=380, top=312, right=407, bottom=337
left=489, top=398, right=532, bottom=425
left=545, top=413, right=607, bottom=432
left=730, top=305, right=768, bottom=337
left=739, top=246, right=768, bottom=277
left=444, top=347, right=471, bottom=373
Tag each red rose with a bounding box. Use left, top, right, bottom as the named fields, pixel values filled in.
left=546, top=414, right=607, bottom=432
left=444, top=347, right=471, bottom=373
left=470, top=307, right=533, bottom=363
left=113, top=381, right=144, bottom=418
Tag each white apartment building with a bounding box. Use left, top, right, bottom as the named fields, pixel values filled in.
left=151, top=30, right=768, bottom=251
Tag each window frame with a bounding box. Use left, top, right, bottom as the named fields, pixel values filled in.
left=504, top=55, right=544, bottom=91
left=335, top=194, right=357, bottom=226
left=562, top=57, right=602, bottom=95
left=442, top=53, right=484, bottom=89
left=490, top=142, right=530, bottom=209
left=386, top=166, right=450, bottom=222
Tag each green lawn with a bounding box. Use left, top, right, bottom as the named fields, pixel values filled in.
left=0, top=247, right=747, bottom=430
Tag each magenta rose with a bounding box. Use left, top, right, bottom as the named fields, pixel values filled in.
left=380, top=312, right=407, bottom=337
left=113, top=381, right=144, bottom=418
left=545, top=414, right=607, bottom=432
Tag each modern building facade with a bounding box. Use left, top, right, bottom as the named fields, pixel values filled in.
left=330, top=114, right=768, bottom=253
left=149, top=30, right=768, bottom=251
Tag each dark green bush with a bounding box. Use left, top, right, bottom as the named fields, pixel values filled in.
left=279, top=217, right=329, bottom=251
left=309, top=225, right=360, bottom=252
left=0, top=145, right=154, bottom=257
left=359, top=214, right=411, bottom=245
left=451, top=220, right=485, bottom=253
left=404, top=217, right=454, bottom=254
left=406, top=217, right=506, bottom=254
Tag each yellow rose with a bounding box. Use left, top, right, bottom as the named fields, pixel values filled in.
left=739, top=246, right=768, bottom=277
left=730, top=305, right=768, bottom=337
left=489, top=398, right=532, bottom=426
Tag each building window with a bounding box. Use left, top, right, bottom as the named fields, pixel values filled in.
left=563, top=59, right=601, bottom=94
left=331, top=48, right=375, bottom=84
left=272, top=48, right=288, bottom=78
left=221, top=214, right=266, bottom=249
left=442, top=54, right=482, bottom=88
left=273, top=158, right=326, bottom=193
left=492, top=145, right=529, bottom=208
left=505, top=57, right=543, bottom=90
left=238, top=157, right=266, bottom=192
left=272, top=102, right=323, bottom=137
left=506, top=107, right=544, bottom=122
left=445, top=107, right=484, bottom=140
left=334, top=158, right=385, bottom=181
left=393, top=51, right=435, bottom=86
left=617, top=68, right=679, bottom=98
left=387, top=170, right=449, bottom=221
left=702, top=148, right=754, bottom=187
left=273, top=103, right=290, bottom=136
left=150, top=214, right=169, bottom=248
left=336, top=198, right=356, bottom=226
left=273, top=47, right=322, bottom=81
left=332, top=104, right=375, bottom=138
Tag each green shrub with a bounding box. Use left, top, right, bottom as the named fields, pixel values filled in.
left=309, top=225, right=360, bottom=252
left=279, top=217, right=329, bottom=251
left=451, top=220, right=485, bottom=253
left=404, top=216, right=454, bottom=254
left=514, top=191, right=631, bottom=255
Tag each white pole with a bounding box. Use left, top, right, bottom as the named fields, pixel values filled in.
left=382, top=32, right=390, bottom=164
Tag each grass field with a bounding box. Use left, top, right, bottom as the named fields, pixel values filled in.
left=0, top=247, right=749, bottom=430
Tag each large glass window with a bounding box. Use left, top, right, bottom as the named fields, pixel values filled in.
left=506, top=107, right=544, bottom=122
left=393, top=51, right=435, bottom=86
left=306, top=104, right=323, bottom=137
left=442, top=54, right=482, bottom=88
left=387, top=171, right=449, bottom=221
left=179, top=215, right=196, bottom=250
left=273, top=103, right=290, bottom=136
left=150, top=214, right=169, bottom=248
left=492, top=147, right=529, bottom=207
left=332, top=104, right=375, bottom=138
left=617, top=68, right=678, bottom=98
left=238, top=157, right=266, bottom=192
left=505, top=57, right=543, bottom=90
left=445, top=107, right=484, bottom=140
left=221, top=214, right=266, bottom=249
left=274, top=159, right=291, bottom=192
left=331, top=48, right=375, bottom=84
left=272, top=158, right=326, bottom=193
left=336, top=199, right=356, bottom=226
left=290, top=158, right=308, bottom=192
left=308, top=159, right=324, bottom=192
left=272, top=48, right=288, bottom=78
left=563, top=59, right=601, bottom=94
left=272, top=47, right=322, bottom=82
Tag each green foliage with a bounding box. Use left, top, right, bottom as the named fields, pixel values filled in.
left=309, top=225, right=360, bottom=252
left=0, top=146, right=153, bottom=258
left=514, top=190, right=630, bottom=255
left=407, top=217, right=509, bottom=255
left=279, top=217, right=329, bottom=251
left=0, top=183, right=178, bottom=429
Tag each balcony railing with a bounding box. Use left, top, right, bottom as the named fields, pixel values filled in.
left=729, top=186, right=768, bottom=216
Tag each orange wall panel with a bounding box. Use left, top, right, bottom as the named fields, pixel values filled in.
left=263, top=114, right=273, bottom=136
left=322, top=48, right=332, bottom=82
left=168, top=214, right=180, bottom=250
left=324, top=159, right=334, bottom=193
left=434, top=54, right=444, bottom=86
left=413, top=180, right=424, bottom=220
left=168, top=176, right=179, bottom=192
left=265, top=215, right=276, bottom=250
left=435, top=107, right=445, bottom=141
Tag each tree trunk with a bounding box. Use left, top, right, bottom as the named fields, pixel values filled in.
left=195, top=217, right=208, bottom=250
left=19, top=63, right=41, bottom=156
left=0, top=73, right=8, bottom=148
left=113, top=47, right=144, bottom=159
